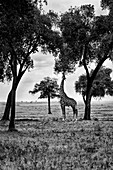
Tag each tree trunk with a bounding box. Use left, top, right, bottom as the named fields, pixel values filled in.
left=8, top=50, right=17, bottom=131
left=84, top=95, right=91, bottom=120
left=48, top=94, right=52, bottom=114
left=1, top=69, right=26, bottom=121
left=9, top=79, right=17, bottom=131
left=1, top=91, right=12, bottom=120
left=83, top=82, right=92, bottom=120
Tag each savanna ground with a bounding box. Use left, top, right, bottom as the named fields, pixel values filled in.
left=0, top=101, right=113, bottom=170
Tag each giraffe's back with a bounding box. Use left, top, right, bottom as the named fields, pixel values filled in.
left=60, top=96, right=77, bottom=107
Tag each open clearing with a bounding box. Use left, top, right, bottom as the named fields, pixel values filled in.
left=0, top=101, right=113, bottom=169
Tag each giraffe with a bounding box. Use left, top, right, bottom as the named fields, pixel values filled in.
left=59, top=72, right=78, bottom=121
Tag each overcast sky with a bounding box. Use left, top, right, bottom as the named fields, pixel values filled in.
left=0, top=0, right=113, bottom=102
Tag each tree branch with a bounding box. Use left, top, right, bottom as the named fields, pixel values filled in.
left=8, top=41, right=17, bottom=77
left=82, top=94, right=86, bottom=104
left=91, top=53, right=109, bottom=82
left=82, top=45, right=90, bottom=79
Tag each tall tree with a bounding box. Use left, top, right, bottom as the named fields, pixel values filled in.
left=29, top=77, right=59, bottom=114
left=75, top=67, right=113, bottom=112
left=56, top=4, right=113, bottom=120
left=0, top=0, right=61, bottom=130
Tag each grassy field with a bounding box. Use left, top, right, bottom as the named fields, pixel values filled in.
left=0, top=101, right=113, bottom=169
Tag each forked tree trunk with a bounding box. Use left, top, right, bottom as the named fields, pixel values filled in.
left=48, top=94, right=52, bottom=114
left=82, top=44, right=107, bottom=120
left=1, top=69, right=25, bottom=121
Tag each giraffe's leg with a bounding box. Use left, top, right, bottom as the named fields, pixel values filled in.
left=72, top=107, right=78, bottom=121
left=72, top=107, right=75, bottom=121
left=75, top=108, right=78, bottom=121
left=61, top=104, right=66, bottom=121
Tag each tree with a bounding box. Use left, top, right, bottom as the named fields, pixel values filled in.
left=29, top=77, right=59, bottom=114
left=75, top=67, right=113, bottom=113
left=0, top=0, right=61, bottom=130
left=56, top=4, right=113, bottom=120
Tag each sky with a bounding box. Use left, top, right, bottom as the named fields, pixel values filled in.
left=0, top=0, right=113, bottom=102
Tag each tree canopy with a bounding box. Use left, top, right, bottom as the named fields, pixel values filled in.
left=29, top=77, right=59, bottom=99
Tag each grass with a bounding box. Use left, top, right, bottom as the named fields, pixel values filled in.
left=0, top=101, right=113, bottom=169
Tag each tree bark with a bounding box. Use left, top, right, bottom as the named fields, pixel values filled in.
left=48, top=94, right=52, bottom=114
left=83, top=81, right=92, bottom=120
left=84, top=94, right=91, bottom=120
left=9, top=87, right=16, bottom=131
left=8, top=49, right=17, bottom=131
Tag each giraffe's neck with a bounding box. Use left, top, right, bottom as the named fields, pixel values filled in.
left=60, top=77, right=66, bottom=97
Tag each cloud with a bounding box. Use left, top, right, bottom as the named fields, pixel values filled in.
left=44, top=0, right=108, bottom=15
left=23, top=52, right=56, bottom=84
left=32, top=52, right=54, bottom=70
